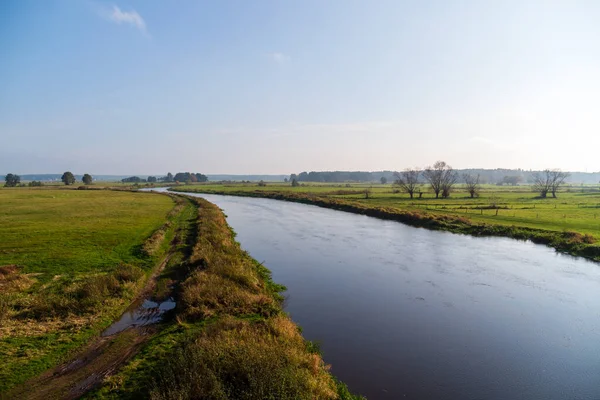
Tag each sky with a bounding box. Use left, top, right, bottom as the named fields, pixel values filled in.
left=1, top=0, right=599, bottom=175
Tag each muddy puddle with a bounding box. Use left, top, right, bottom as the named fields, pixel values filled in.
left=102, top=297, right=176, bottom=337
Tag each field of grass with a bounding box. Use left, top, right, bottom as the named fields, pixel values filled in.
left=173, top=182, right=600, bottom=261
left=0, top=188, right=176, bottom=392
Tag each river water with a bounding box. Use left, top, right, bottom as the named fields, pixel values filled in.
left=165, top=190, right=600, bottom=399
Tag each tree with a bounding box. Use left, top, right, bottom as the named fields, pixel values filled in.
left=122, top=176, right=142, bottom=183
left=532, top=171, right=551, bottom=198
left=463, top=173, right=481, bottom=198
left=61, top=171, right=75, bottom=185
left=194, top=173, right=208, bottom=182
left=147, top=176, right=157, bottom=183
left=394, top=168, right=420, bottom=199
left=532, top=169, right=569, bottom=198
left=291, top=178, right=299, bottom=187
left=4, top=173, right=20, bottom=187
left=258, top=180, right=267, bottom=187
left=549, top=170, right=569, bottom=198
left=441, top=171, right=458, bottom=198
left=82, top=173, right=93, bottom=185
left=502, top=175, right=522, bottom=186
left=284, top=178, right=288, bottom=183
left=423, top=161, right=457, bottom=199
left=380, top=176, right=387, bottom=184
left=166, top=172, right=174, bottom=182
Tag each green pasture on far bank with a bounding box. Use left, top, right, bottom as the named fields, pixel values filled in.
left=175, top=182, right=600, bottom=239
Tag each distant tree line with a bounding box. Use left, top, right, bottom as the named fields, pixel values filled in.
left=4, top=171, right=209, bottom=186
left=171, top=172, right=208, bottom=183
left=290, top=162, right=571, bottom=199
left=290, top=169, right=594, bottom=185
left=3, top=172, right=94, bottom=187
left=121, top=176, right=144, bottom=183
left=121, top=172, right=209, bottom=184
left=290, top=171, right=375, bottom=183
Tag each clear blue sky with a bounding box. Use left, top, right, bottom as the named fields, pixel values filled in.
left=1, top=0, right=599, bottom=175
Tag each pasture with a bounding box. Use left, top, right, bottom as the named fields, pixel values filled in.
left=176, top=182, right=600, bottom=239
left=0, top=188, right=175, bottom=392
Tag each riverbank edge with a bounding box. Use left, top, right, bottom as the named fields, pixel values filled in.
left=88, top=194, right=363, bottom=399
left=171, top=188, right=600, bottom=263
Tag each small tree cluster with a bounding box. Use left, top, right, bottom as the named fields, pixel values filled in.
left=393, top=162, right=459, bottom=199
left=463, top=173, right=481, bottom=198
left=502, top=175, right=522, bottom=186
left=533, top=169, right=569, bottom=198
left=423, top=161, right=458, bottom=199
left=169, top=172, right=208, bottom=183
left=4, top=173, right=20, bottom=187
left=122, top=176, right=143, bottom=183
left=393, top=168, right=420, bottom=199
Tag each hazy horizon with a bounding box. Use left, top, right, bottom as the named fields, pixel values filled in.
left=2, top=1, right=599, bottom=174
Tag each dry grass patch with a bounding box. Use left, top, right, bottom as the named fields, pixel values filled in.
left=150, top=317, right=338, bottom=400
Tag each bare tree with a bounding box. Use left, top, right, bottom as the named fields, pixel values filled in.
left=393, top=168, right=420, bottom=198
left=423, top=161, right=457, bottom=199
left=463, top=173, right=481, bottom=198
left=550, top=169, right=569, bottom=198
left=533, top=169, right=570, bottom=198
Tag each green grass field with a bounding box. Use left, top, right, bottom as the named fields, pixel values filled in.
left=0, top=188, right=175, bottom=392
left=0, top=188, right=174, bottom=278
left=175, top=182, right=600, bottom=239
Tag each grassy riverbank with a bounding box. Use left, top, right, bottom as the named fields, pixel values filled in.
left=89, top=195, right=362, bottom=399
left=172, top=183, right=600, bottom=262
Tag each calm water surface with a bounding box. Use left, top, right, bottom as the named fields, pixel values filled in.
left=175, top=191, right=600, bottom=400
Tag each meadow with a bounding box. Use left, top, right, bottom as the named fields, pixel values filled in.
left=0, top=188, right=176, bottom=392
left=173, top=182, right=600, bottom=260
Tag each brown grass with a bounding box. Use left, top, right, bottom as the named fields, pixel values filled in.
left=150, top=317, right=337, bottom=400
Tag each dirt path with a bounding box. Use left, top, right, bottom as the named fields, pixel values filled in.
left=7, top=326, right=156, bottom=400
left=5, top=243, right=179, bottom=400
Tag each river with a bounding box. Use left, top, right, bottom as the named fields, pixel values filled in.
left=156, top=189, right=600, bottom=399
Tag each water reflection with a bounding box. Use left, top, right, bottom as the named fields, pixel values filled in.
left=102, top=297, right=176, bottom=337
